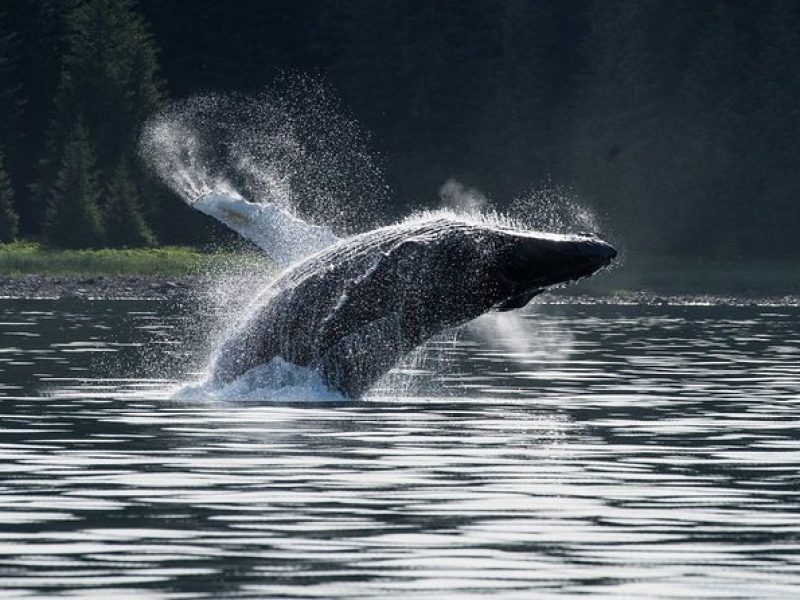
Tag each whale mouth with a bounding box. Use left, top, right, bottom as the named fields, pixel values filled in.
left=572, top=239, right=617, bottom=279
left=498, top=236, right=617, bottom=304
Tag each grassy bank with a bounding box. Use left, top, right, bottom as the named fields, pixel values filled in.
left=0, top=242, right=271, bottom=277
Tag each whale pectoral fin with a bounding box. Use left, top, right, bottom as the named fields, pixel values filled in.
left=193, top=192, right=338, bottom=265
left=495, top=288, right=544, bottom=312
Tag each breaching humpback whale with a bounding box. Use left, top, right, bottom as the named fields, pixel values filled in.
left=198, top=194, right=616, bottom=397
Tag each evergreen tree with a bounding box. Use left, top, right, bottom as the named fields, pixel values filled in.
left=2, top=2, right=71, bottom=234
left=37, top=0, right=163, bottom=235
left=0, top=150, right=19, bottom=242
left=45, top=120, right=106, bottom=248
left=104, top=160, right=155, bottom=247
left=0, top=9, right=23, bottom=149
left=0, top=8, right=25, bottom=237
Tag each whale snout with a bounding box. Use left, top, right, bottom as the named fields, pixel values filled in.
left=499, top=234, right=617, bottom=292
left=582, top=238, right=617, bottom=271
left=555, top=237, right=617, bottom=281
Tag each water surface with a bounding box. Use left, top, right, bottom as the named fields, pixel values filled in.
left=1, top=298, right=799, bottom=598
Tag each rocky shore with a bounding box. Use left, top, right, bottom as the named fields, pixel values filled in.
left=0, top=274, right=205, bottom=301
left=1, top=274, right=797, bottom=306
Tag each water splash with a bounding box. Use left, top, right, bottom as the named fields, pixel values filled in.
left=372, top=329, right=462, bottom=399
left=433, top=176, right=604, bottom=242
left=509, top=178, right=601, bottom=236
left=139, top=78, right=386, bottom=400
left=394, top=207, right=598, bottom=245
left=172, top=357, right=345, bottom=403
left=140, top=75, right=389, bottom=236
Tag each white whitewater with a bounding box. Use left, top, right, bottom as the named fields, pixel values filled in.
left=172, top=357, right=345, bottom=403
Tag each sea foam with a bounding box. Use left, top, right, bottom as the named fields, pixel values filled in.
left=172, top=357, right=346, bottom=404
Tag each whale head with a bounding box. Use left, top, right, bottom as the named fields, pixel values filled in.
left=400, top=220, right=617, bottom=322
left=499, top=228, right=614, bottom=285
left=489, top=230, right=616, bottom=310
left=422, top=224, right=616, bottom=314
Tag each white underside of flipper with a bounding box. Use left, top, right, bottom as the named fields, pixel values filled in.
left=192, top=193, right=339, bottom=266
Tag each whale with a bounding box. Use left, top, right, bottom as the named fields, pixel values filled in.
left=205, top=206, right=616, bottom=398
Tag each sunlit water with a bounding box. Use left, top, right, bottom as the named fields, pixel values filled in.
left=1, top=298, right=798, bottom=599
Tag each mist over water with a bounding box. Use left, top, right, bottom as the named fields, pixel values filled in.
left=439, top=178, right=491, bottom=214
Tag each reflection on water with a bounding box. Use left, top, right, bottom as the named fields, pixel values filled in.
left=1, top=298, right=799, bottom=598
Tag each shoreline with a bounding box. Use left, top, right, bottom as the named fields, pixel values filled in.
left=1, top=274, right=798, bottom=307
left=0, top=274, right=203, bottom=301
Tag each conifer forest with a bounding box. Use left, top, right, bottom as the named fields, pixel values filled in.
left=1, top=1, right=798, bottom=259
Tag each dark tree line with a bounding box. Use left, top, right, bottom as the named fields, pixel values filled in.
left=2, top=0, right=162, bottom=247
left=0, top=0, right=798, bottom=258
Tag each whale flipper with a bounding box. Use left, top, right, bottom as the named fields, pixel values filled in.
left=193, top=192, right=338, bottom=265
left=495, top=288, right=544, bottom=311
